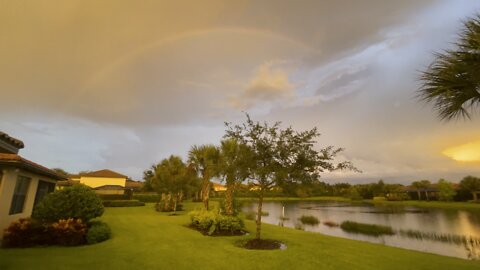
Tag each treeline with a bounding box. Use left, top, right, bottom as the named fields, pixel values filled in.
left=270, top=177, right=480, bottom=202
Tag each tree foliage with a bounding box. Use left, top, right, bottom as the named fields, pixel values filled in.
left=419, top=15, right=480, bottom=120
left=437, top=179, right=456, bottom=201
left=225, top=114, right=358, bottom=239
left=460, top=175, right=480, bottom=201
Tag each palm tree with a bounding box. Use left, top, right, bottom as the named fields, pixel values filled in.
left=411, top=180, right=431, bottom=200
left=418, top=15, right=480, bottom=120
left=218, top=139, right=250, bottom=216
left=188, top=144, right=220, bottom=210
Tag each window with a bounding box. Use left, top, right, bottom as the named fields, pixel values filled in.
left=9, top=176, right=31, bottom=215
left=34, top=180, right=55, bottom=207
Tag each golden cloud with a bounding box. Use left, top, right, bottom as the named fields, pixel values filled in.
left=443, top=141, right=480, bottom=162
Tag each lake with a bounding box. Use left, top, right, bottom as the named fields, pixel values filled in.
left=243, top=201, right=480, bottom=260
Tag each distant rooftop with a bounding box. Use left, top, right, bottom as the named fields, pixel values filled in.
left=81, top=169, right=128, bottom=179
left=0, top=153, right=66, bottom=180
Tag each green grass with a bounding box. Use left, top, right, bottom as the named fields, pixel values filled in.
left=0, top=203, right=478, bottom=270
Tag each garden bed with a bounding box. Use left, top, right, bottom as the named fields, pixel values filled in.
left=236, top=239, right=285, bottom=250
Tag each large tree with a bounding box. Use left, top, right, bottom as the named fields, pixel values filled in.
left=437, top=179, right=456, bottom=202
left=419, top=15, right=480, bottom=120
left=225, top=114, right=357, bottom=240
left=460, top=175, right=480, bottom=201
left=152, top=155, right=192, bottom=213
left=188, top=144, right=220, bottom=210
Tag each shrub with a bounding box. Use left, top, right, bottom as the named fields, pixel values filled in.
left=299, top=215, right=320, bottom=225
left=2, top=218, right=49, bottom=247
left=189, top=209, right=245, bottom=236
left=97, top=194, right=130, bottom=201
left=2, top=218, right=87, bottom=247
left=51, top=218, right=87, bottom=246
left=323, top=221, right=339, bottom=227
left=133, top=194, right=160, bottom=203
left=340, top=221, right=394, bottom=236
left=33, top=184, right=104, bottom=222
left=103, top=200, right=145, bottom=207
left=86, top=221, right=111, bottom=244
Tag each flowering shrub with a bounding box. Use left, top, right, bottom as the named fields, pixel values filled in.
left=51, top=218, right=87, bottom=246
left=2, top=218, right=88, bottom=247
left=2, top=218, right=49, bottom=247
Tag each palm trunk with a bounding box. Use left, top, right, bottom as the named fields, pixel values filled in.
left=202, top=180, right=210, bottom=210
left=425, top=191, right=430, bottom=201
left=166, top=192, right=171, bottom=211
left=225, top=183, right=234, bottom=216
left=473, top=192, right=478, bottom=201
left=417, top=190, right=421, bottom=200
left=255, top=188, right=265, bottom=240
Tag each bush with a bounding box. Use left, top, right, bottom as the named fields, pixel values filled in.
left=97, top=194, right=130, bottom=201
left=103, top=200, right=145, bottom=207
left=33, top=184, right=104, bottom=222
left=189, top=209, right=245, bottom=236
left=2, top=218, right=49, bottom=247
left=133, top=194, right=160, bottom=203
left=299, top=215, right=320, bottom=225
left=2, top=218, right=87, bottom=247
left=51, top=218, right=87, bottom=246
left=340, top=221, right=394, bottom=236
left=86, top=221, right=111, bottom=244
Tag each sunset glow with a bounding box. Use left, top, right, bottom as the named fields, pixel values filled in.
left=443, top=141, right=480, bottom=162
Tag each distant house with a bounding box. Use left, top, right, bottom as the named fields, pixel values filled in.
left=0, top=131, right=65, bottom=235
left=63, top=169, right=128, bottom=195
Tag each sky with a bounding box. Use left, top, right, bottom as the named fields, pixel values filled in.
left=1, top=0, right=480, bottom=184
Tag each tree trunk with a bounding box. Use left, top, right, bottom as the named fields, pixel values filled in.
left=417, top=190, right=421, bottom=200
left=225, top=183, right=234, bottom=216
left=425, top=191, right=430, bottom=201
left=173, top=194, right=178, bottom=215
left=473, top=192, right=478, bottom=201
left=255, top=188, right=265, bottom=240
left=179, top=191, right=184, bottom=202
left=166, top=192, right=171, bottom=211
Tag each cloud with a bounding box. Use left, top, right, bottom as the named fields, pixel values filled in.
left=443, top=141, right=480, bottom=162
left=229, top=63, right=294, bottom=109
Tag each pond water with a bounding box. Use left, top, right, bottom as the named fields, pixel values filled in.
left=242, top=201, right=480, bottom=260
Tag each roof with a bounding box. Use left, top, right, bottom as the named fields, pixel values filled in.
left=81, top=169, right=128, bottom=179
left=0, top=153, right=66, bottom=180
left=93, top=185, right=125, bottom=190
left=0, top=131, right=24, bottom=149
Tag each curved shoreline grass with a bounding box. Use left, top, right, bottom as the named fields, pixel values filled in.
left=0, top=202, right=478, bottom=270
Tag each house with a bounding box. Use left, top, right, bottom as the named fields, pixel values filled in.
left=69, top=169, right=128, bottom=195
left=0, top=131, right=66, bottom=235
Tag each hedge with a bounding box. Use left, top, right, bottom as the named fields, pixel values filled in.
left=102, top=200, right=145, bottom=207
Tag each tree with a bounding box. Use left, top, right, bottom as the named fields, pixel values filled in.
left=51, top=168, right=70, bottom=177
left=141, top=167, right=155, bottom=192
left=153, top=155, right=191, bottom=213
left=437, top=179, right=456, bottom=201
left=411, top=180, right=431, bottom=200
left=225, top=114, right=357, bottom=240
left=217, top=139, right=251, bottom=216
left=188, top=144, right=220, bottom=210
left=460, top=175, right=480, bottom=201
left=418, top=15, right=480, bottom=120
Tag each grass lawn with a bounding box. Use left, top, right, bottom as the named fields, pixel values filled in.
left=0, top=203, right=479, bottom=270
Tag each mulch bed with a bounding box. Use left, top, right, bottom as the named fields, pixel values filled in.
left=237, top=239, right=283, bottom=250
left=186, top=225, right=248, bottom=237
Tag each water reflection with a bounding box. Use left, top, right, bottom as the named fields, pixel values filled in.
left=243, top=201, right=480, bottom=260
